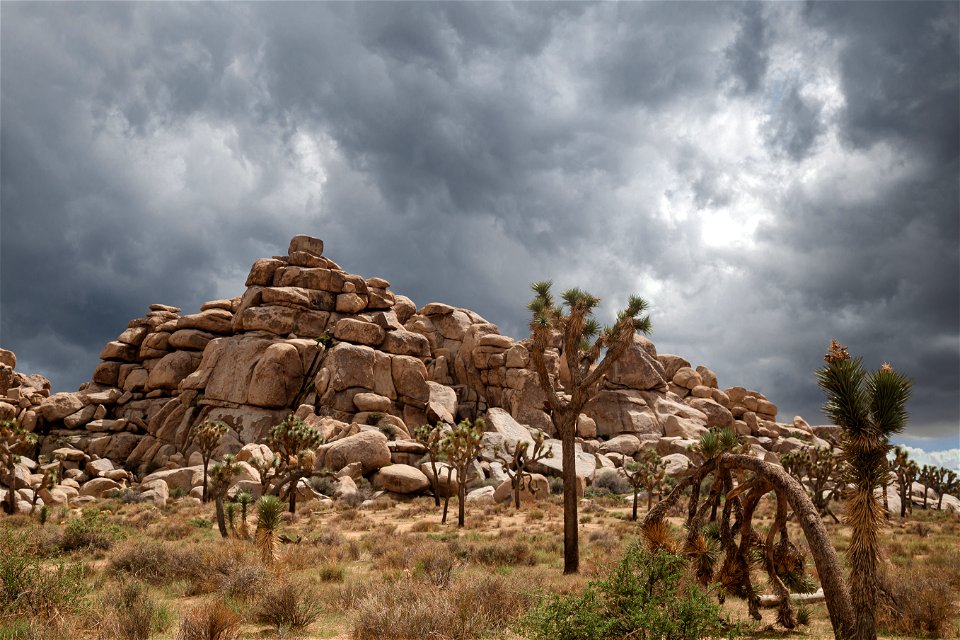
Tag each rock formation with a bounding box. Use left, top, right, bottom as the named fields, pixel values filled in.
left=1, top=234, right=955, bottom=514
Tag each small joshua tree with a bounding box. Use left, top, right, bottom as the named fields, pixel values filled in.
left=189, top=419, right=228, bottom=503
left=234, top=490, right=253, bottom=540
left=251, top=451, right=281, bottom=497
left=440, top=418, right=485, bottom=528
left=933, top=467, right=958, bottom=510
left=918, top=464, right=935, bottom=510
left=528, top=281, right=652, bottom=573
left=892, top=446, right=918, bottom=518
left=495, top=430, right=553, bottom=509
left=414, top=423, right=446, bottom=507
left=623, top=449, right=666, bottom=520
left=209, top=454, right=241, bottom=539
left=780, top=446, right=842, bottom=523
left=1, top=420, right=36, bottom=515
left=255, top=495, right=284, bottom=566
left=265, top=415, right=324, bottom=513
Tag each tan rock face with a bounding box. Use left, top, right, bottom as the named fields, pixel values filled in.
left=334, top=318, right=385, bottom=346
left=148, top=351, right=202, bottom=391
left=380, top=329, right=430, bottom=358
left=391, top=356, right=430, bottom=404
left=686, top=398, right=734, bottom=428
left=657, top=354, right=691, bottom=381
left=672, top=367, right=702, bottom=390
left=247, top=342, right=304, bottom=408
left=39, top=392, right=85, bottom=422
left=246, top=258, right=287, bottom=287
left=0, top=349, right=16, bottom=368
left=288, top=234, right=324, bottom=257
left=493, top=474, right=549, bottom=504
left=324, top=431, right=391, bottom=473
left=323, top=343, right=376, bottom=393
left=177, top=309, right=234, bottom=334
left=607, top=335, right=667, bottom=391
left=373, top=464, right=430, bottom=494
left=100, top=341, right=139, bottom=362
left=240, top=304, right=295, bottom=335
left=583, top=390, right=660, bottom=437
left=261, top=286, right=334, bottom=311
left=168, top=329, right=214, bottom=351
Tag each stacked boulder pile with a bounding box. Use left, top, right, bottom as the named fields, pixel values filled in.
left=2, top=234, right=957, bottom=515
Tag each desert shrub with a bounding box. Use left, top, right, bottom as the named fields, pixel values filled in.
left=522, top=544, right=736, bottom=640
left=254, top=579, right=323, bottom=632
left=593, top=469, right=631, bottom=495
left=309, top=474, right=337, bottom=496
left=175, top=600, right=240, bottom=640
left=317, top=563, right=346, bottom=583
left=187, top=517, right=213, bottom=529
left=0, top=527, right=88, bottom=622
left=353, top=573, right=532, bottom=640
left=416, top=546, right=457, bottom=588
left=879, top=564, right=958, bottom=638
left=460, top=539, right=536, bottom=567
left=548, top=476, right=564, bottom=494
left=59, top=508, right=125, bottom=552
left=110, top=579, right=172, bottom=640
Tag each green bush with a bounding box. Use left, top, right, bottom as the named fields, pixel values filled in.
left=0, top=528, right=88, bottom=622
left=593, top=469, right=631, bottom=495
left=522, top=544, right=737, bottom=640
left=59, top=508, right=125, bottom=552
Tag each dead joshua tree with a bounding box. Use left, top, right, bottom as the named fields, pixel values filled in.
left=623, top=449, right=666, bottom=520
left=642, top=342, right=908, bottom=640
left=495, top=430, right=553, bottom=509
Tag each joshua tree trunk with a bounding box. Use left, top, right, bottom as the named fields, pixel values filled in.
left=215, top=495, right=228, bottom=538
left=441, top=467, right=453, bottom=524
left=632, top=488, right=639, bottom=521
left=560, top=418, right=579, bottom=574
left=457, top=473, right=467, bottom=528
left=201, top=459, right=210, bottom=503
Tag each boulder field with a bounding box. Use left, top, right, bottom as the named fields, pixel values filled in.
left=2, top=235, right=955, bottom=514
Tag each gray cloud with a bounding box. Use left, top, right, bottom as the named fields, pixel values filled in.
left=1, top=2, right=956, bottom=449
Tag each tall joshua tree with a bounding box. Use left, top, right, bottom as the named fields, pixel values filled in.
left=528, top=281, right=651, bottom=574
left=816, top=340, right=911, bottom=640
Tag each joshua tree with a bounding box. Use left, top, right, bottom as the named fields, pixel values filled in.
left=816, top=340, right=911, bottom=640
left=892, top=446, right=918, bottom=518
left=440, top=418, right=485, bottom=528
left=528, top=281, right=651, bottom=574
left=495, top=429, right=553, bottom=509
left=933, top=467, right=958, bottom=510
left=623, top=449, right=666, bottom=519
left=234, top=490, right=253, bottom=540
left=209, top=455, right=241, bottom=539
left=189, top=420, right=228, bottom=503
left=1, top=420, right=36, bottom=515
left=779, top=446, right=842, bottom=522
left=918, top=464, right=935, bottom=510
left=414, top=423, right=446, bottom=507
left=250, top=451, right=281, bottom=497
left=255, top=495, right=285, bottom=566
left=265, top=415, right=324, bottom=512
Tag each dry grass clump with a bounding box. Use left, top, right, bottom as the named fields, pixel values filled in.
left=108, top=578, right=170, bottom=640
left=879, top=553, right=960, bottom=638
left=352, top=572, right=533, bottom=640
left=175, top=599, right=241, bottom=640
left=109, top=538, right=266, bottom=597
left=254, top=578, right=324, bottom=633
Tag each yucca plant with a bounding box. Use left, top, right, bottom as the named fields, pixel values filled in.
left=234, top=491, right=253, bottom=541
left=816, top=340, right=911, bottom=640
left=255, top=495, right=284, bottom=566
left=1, top=419, right=37, bottom=515
left=209, top=455, right=241, bottom=539
left=527, top=281, right=652, bottom=573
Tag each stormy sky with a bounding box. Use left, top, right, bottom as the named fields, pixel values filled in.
left=2, top=2, right=957, bottom=458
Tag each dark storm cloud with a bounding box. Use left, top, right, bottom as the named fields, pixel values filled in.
left=725, top=3, right=769, bottom=94
left=1, top=2, right=956, bottom=449
left=763, top=83, right=824, bottom=160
